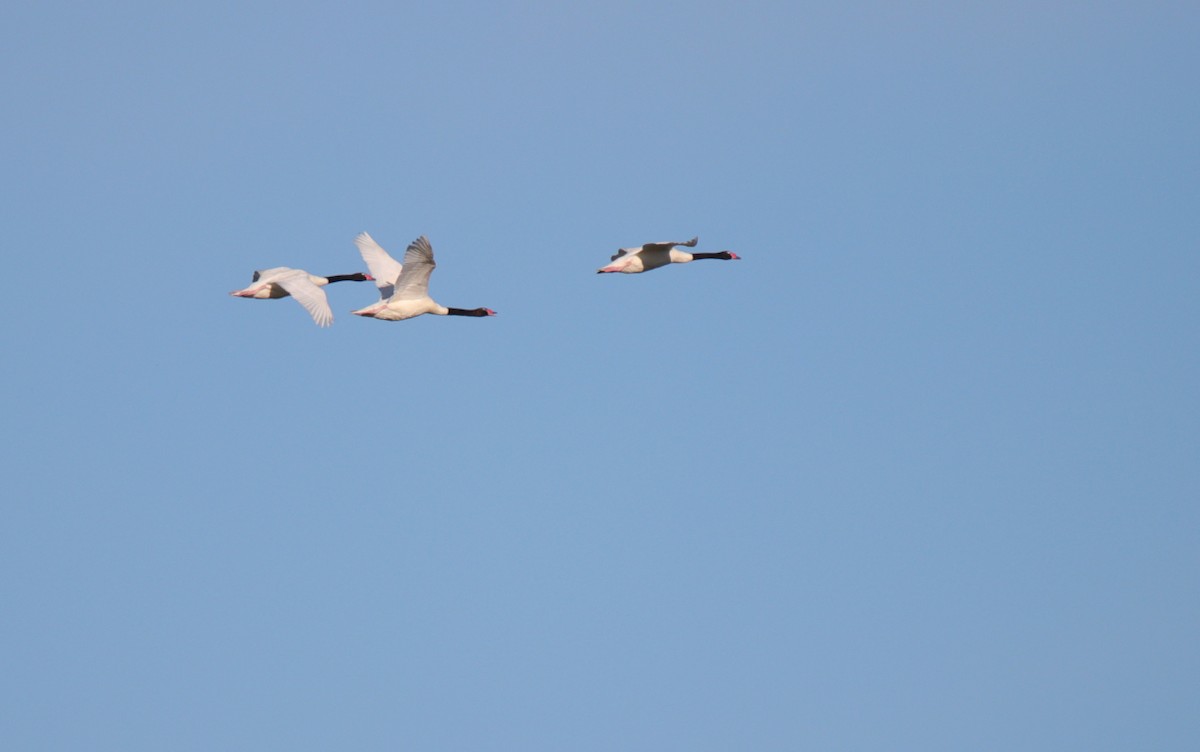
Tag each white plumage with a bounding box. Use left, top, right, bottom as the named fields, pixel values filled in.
left=354, top=231, right=405, bottom=300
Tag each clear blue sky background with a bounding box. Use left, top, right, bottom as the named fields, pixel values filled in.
left=3, top=1, right=1197, bottom=749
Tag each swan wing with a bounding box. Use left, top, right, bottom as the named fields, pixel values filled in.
left=273, top=269, right=334, bottom=327
left=354, top=232, right=404, bottom=300
left=252, top=266, right=292, bottom=283
left=389, top=236, right=437, bottom=301
left=638, top=237, right=699, bottom=254
left=609, top=238, right=696, bottom=261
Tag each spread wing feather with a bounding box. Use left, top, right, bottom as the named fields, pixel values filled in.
left=354, top=232, right=404, bottom=300
left=272, top=269, right=334, bottom=327
left=389, top=236, right=437, bottom=301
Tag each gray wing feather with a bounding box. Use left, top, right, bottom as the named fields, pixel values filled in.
left=640, top=237, right=699, bottom=253
left=389, top=236, right=437, bottom=301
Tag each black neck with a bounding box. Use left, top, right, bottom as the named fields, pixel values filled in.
left=447, top=307, right=491, bottom=317
left=325, top=273, right=367, bottom=283
left=692, top=252, right=734, bottom=261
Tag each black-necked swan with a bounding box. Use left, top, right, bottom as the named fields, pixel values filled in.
left=230, top=268, right=372, bottom=327
left=351, top=236, right=496, bottom=321
left=596, top=236, right=740, bottom=274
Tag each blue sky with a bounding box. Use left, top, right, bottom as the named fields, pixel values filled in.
left=2, top=1, right=1197, bottom=749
